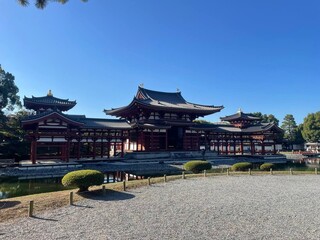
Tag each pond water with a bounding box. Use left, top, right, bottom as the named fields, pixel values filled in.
left=0, top=177, right=73, bottom=199
left=1, top=158, right=319, bottom=200
left=0, top=176, right=116, bottom=200
left=289, top=158, right=320, bottom=171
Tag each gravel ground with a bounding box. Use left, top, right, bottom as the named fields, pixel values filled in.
left=1, top=175, right=320, bottom=240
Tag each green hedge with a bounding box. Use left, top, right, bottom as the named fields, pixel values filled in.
left=230, top=162, right=252, bottom=171
left=260, top=163, right=274, bottom=171
left=183, top=160, right=212, bottom=173
left=61, top=169, right=104, bottom=192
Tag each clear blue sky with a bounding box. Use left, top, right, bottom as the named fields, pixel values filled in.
left=1, top=0, right=319, bottom=124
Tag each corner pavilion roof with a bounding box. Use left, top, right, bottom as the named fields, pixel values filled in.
left=220, top=109, right=261, bottom=122
left=191, top=122, right=283, bottom=134
left=105, top=86, right=224, bottom=117
left=21, top=110, right=132, bottom=130
left=24, top=90, right=77, bottom=112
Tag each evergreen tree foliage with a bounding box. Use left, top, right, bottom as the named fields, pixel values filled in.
left=0, top=65, right=29, bottom=160
left=281, top=114, right=299, bottom=148
left=251, top=112, right=279, bottom=126
left=302, top=112, right=320, bottom=143
left=0, top=110, right=31, bottom=160
left=295, top=124, right=305, bottom=144
left=0, top=65, right=20, bottom=118
left=193, top=119, right=213, bottom=124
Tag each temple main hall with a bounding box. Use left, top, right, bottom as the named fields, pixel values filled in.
left=21, top=86, right=283, bottom=163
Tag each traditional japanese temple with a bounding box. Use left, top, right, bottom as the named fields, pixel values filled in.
left=22, top=87, right=283, bottom=164
left=105, top=86, right=223, bottom=151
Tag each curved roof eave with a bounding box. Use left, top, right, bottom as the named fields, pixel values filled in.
left=21, top=111, right=84, bottom=126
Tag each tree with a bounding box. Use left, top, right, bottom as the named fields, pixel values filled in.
left=302, top=112, right=320, bottom=143
left=295, top=124, right=305, bottom=144
left=251, top=112, right=279, bottom=126
left=0, top=65, right=20, bottom=119
left=18, top=0, right=88, bottom=9
left=193, top=119, right=213, bottom=124
left=0, top=65, right=29, bottom=160
left=0, top=110, right=31, bottom=160
left=281, top=114, right=298, bottom=149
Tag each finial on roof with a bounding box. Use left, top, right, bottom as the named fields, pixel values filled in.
left=139, top=83, right=144, bottom=88
left=177, top=88, right=180, bottom=92
left=237, top=108, right=242, bottom=113
left=47, top=90, right=53, bottom=96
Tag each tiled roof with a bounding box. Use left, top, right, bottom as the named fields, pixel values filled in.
left=220, top=111, right=261, bottom=122
left=21, top=110, right=131, bottom=130
left=24, top=95, right=76, bottom=111
left=21, top=110, right=84, bottom=126
left=79, top=118, right=131, bottom=129
left=191, top=122, right=283, bottom=134
left=105, top=86, right=223, bottom=116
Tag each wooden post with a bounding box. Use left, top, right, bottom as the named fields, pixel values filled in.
left=28, top=201, right=34, bottom=217
left=203, top=170, right=207, bottom=177
left=227, top=168, right=229, bottom=176
left=270, top=168, right=273, bottom=175
left=123, top=180, right=126, bottom=191
left=102, top=185, right=106, bottom=195
left=148, top=177, right=151, bottom=186
left=248, top=168, right=251, bottom=175
left=69, top=192, right=73, bottom=205
left=164, top=174, right=167, bottom=183
left=290, top=168, right=293, bottom=175
left=315, top=168, right=318, bottom=175
left=182, top=171, right=186, bottom=179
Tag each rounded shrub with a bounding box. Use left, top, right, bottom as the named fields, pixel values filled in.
left=230, top=162, right=252, bottom=171
left=62, top=169, right=104, bottom=192
left=260, top=163, right=274, bottom=171
left=183, top=160, right=212, bottom=173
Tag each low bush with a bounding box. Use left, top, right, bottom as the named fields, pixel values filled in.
left=260, top=163, right=274, bottom=171
left=230, top=162, right=252, bottom=171
left=61, top=170, right=104, bottom=192
left=183, top=160, right=212, bottom=173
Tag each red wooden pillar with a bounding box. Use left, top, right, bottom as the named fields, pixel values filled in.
left=240, top=139, right=244, bottom=155
left=190, top=131, right=194, bottom=150
left=273, top=142, right=277, bottom=154
left=251, top=140, right=255, bottom=155
left=92, top=131, right=96, bottom=160
left=121, top=131, right=124, bottom=157
left=233, top=140, right=236, bottom=155
left=225, top=140, right=228, bottom=155
left=66, top=139, right=70, bottom=162
left=217, top=140, right=220, bottom=155
left=61, top=145, right=66, bottom=161
left=77, top=137, right=81, bottom=160
left=150, top=130, right=154, bottom=151
left=100, top=140, right=104, bottom=158
left=107, top=139, right=110, bottom=158
left=127, top=132, right=131, bottom=151
left=136, top=129, right=140, bottom=151
left=141, top=131, right=145, bottom=151
left=30, top=140, right=37, bottom=164
left=261, top=141, right=265, bottom=155
left=165, top=130, right=168, bottom=150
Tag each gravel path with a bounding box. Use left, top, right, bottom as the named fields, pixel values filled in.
left=1, top=175, right=320, bottom=240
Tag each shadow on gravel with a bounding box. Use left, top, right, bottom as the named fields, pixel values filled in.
left=0, top=201, right=20, bottom=209
left=72, top=204, right=94, bottom=208
left=31, top=216, right=58, bottom=222
left=78, top=189, right=135, bottom=201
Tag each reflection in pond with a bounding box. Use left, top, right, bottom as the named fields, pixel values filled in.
left=0, top=177, right=73, bottom=199
left=289, top=158, right=320, bottom=170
